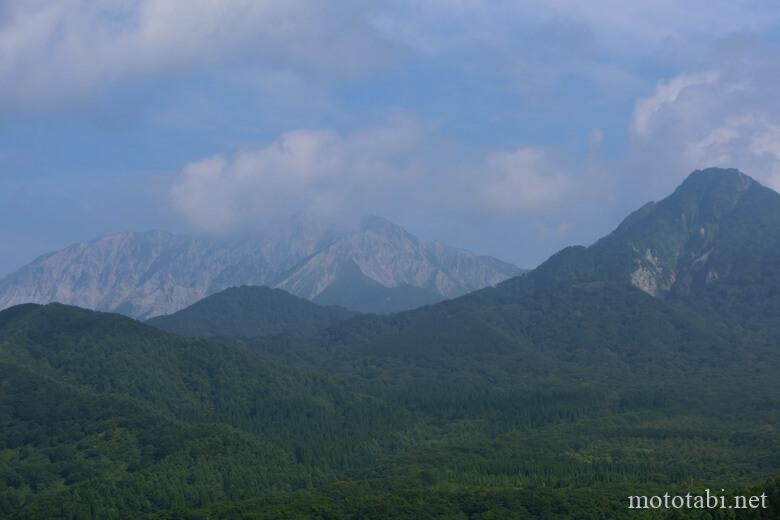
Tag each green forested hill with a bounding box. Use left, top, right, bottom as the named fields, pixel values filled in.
left=0, top=303, right=411, bottom=518
left=147, top=285, right=355, bottom=339
left=2, top=169, right=780, bottom=518
left=499, top=168, right=780, bottom=317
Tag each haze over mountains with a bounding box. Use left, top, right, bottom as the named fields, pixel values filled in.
left=0, top=215, right=521, bottom=318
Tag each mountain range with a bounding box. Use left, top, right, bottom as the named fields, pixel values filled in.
left=2, top=168, right=780, bottom=519
left=0, top=215, right=522, bottom=318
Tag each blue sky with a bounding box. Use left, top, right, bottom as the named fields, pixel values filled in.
left=2, top=1, right=780, bottom=276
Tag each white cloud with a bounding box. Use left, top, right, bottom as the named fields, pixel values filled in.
left=5, top=0, right=778, bottom=106
left=632, top=72, right=719, bottom=136
left=627, top=55, right=780, bottom=194
left=747, top=121, right=780, bottom=192
left=170, top=121, right=579, bottom=231
left=0, top=0, right=381, bottom=104
left=170, top=119, right=427, bottom=231
left=479, top=147, right=569, bottom=214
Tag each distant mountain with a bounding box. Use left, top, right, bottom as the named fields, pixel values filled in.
left=0, top=214, right=522, bottom=318
left=274, top=215, right=522, bottom=304
left=312, top=260, right=444, bottom=313
left=148, top=285, right=355, bottom=339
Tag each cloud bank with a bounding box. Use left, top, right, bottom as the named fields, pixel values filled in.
left=170, top=120, right=427, bottom=230
left=0, top=0, right=381, bottom=105
left=3, top=1, right=778, bottom=105
left=170, top=120, right=577, bottom=232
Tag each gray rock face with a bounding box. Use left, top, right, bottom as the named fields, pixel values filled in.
left=614, top=168, right=760, bottom=298
left=0, top=215, right=522, bottom=318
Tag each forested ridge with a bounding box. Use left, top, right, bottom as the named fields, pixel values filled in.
left=147, top=285, right=356, bottom=339
left=2, top=169, right=780, bottom=518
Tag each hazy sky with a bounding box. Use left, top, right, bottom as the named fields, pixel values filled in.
left=2, top=1, right=780, bottom=276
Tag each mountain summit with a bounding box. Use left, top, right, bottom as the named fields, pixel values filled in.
left=520, top=168, right=779, bottom=299
left=0, top=215, right=521, bottom=318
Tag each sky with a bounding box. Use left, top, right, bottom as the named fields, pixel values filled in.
left=2, top=1, right=780, bottom=276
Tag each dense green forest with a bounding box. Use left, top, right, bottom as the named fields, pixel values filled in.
left=2, top=169, right=780, bottom=518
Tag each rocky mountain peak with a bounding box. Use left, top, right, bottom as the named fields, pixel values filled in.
left=509, top=169, right=780, bottom=301
left=615, top=169, right=771, bottom=295
left=0, top=215, right=522, bottom=318
left=359, top=215, right=417, bottom=242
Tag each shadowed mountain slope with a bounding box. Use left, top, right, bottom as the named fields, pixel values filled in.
left=147, top=285, right=356, bottom=339
left=312, top=260, right=444, bottom=314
